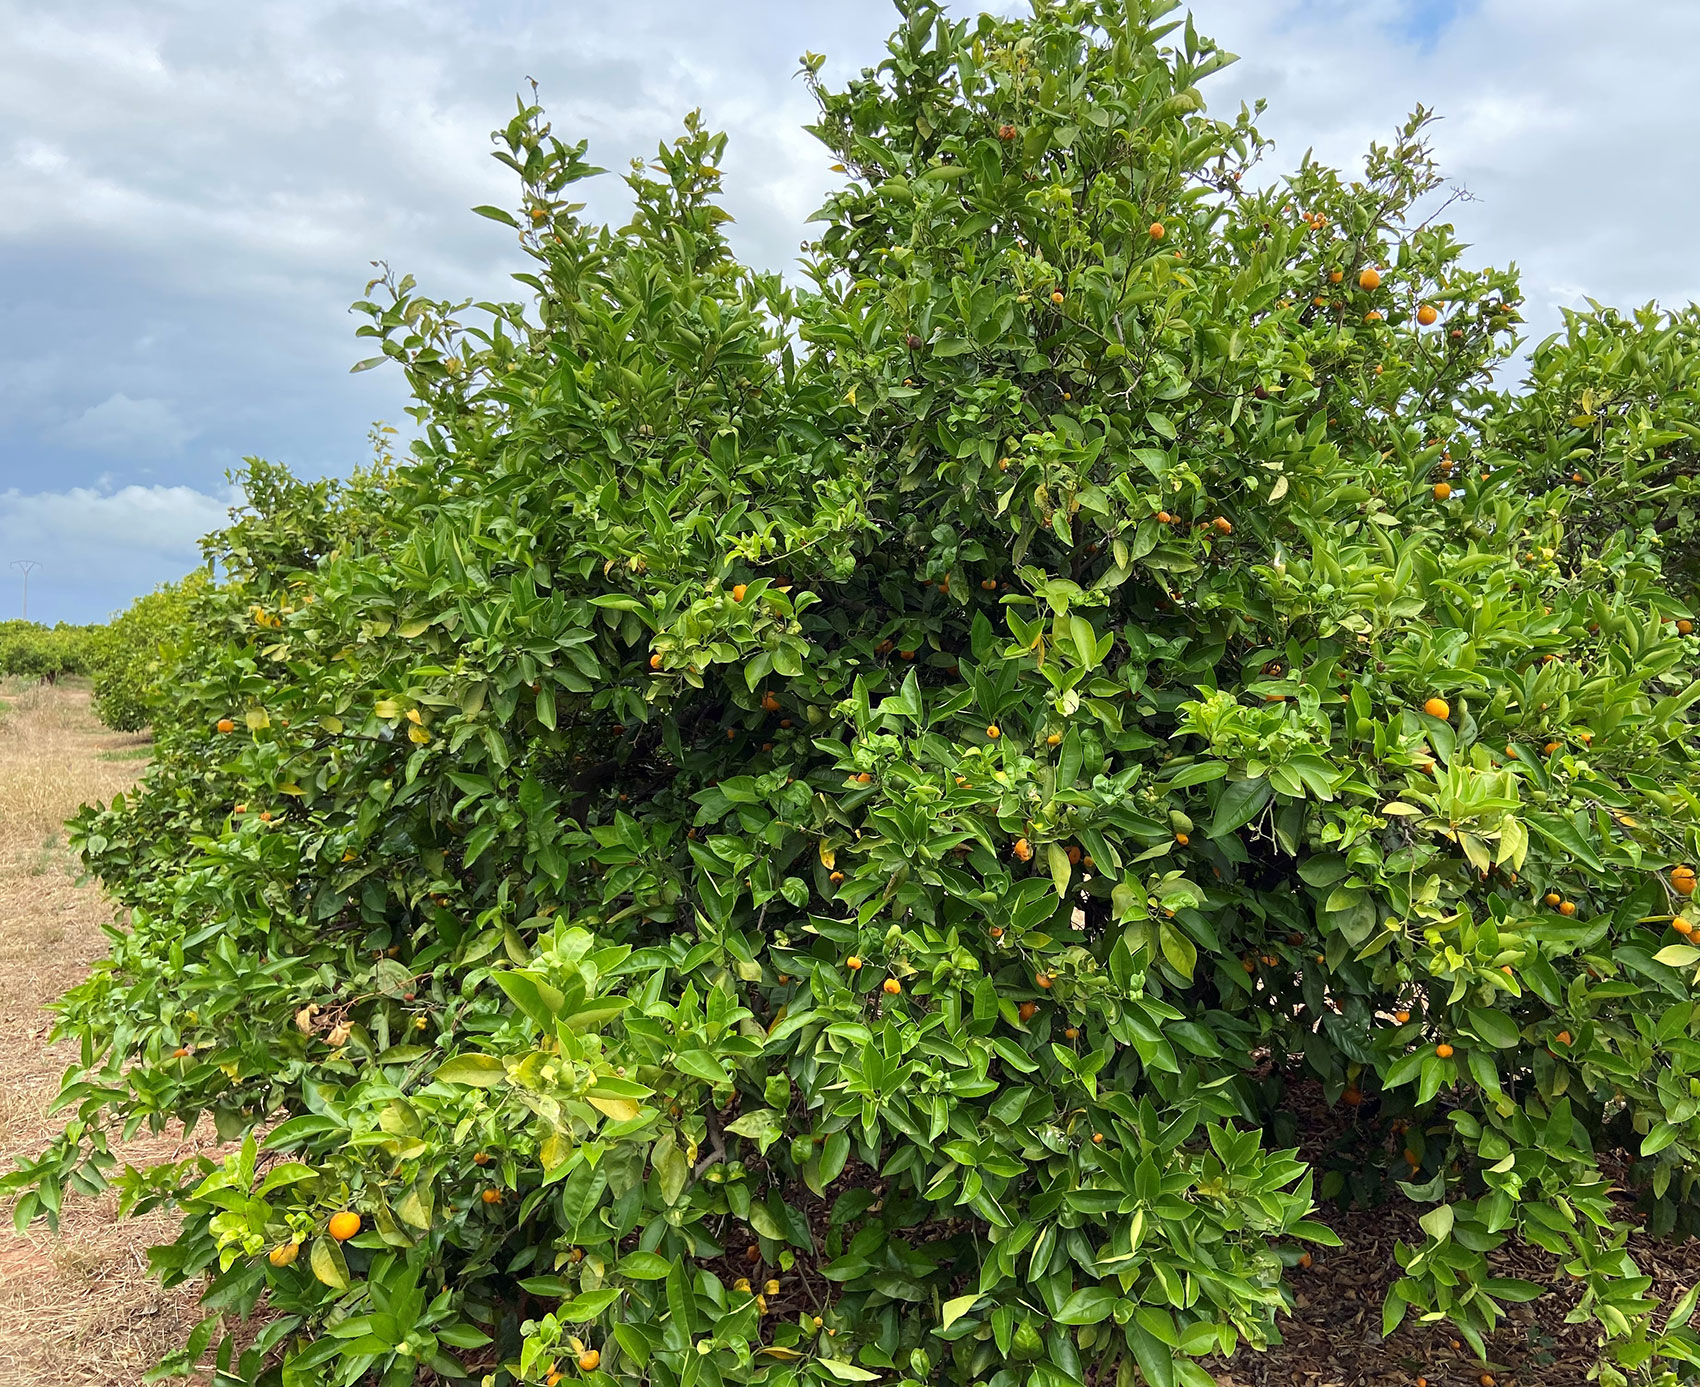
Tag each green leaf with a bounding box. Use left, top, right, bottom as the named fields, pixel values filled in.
left=1419, top=1204, right=1454, bottom=1242
left=434, top=1055, right=506, bottom=1087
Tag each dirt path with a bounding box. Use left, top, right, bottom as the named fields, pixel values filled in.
left=0, top=680, right=216, bottom=1384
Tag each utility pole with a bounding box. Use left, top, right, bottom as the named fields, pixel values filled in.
left=11, top=560, right=40, bottom=621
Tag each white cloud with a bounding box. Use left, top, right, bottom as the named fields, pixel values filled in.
left=0, top=483, right=235, bottom=622
left=49, top=393, right=194, bottom=457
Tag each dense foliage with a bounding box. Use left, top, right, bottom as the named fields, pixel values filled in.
left=0, top=619, right=96, bottom=683
left=88, top=573, right=210, bottom=731
left=13, top=4, right=1700, bottom=1386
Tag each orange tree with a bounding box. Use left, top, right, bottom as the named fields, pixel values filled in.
left=12, top=3, right=1700, bottom=1385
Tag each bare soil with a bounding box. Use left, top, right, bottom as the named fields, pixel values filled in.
left=0, top=680, right=224, bottom=1385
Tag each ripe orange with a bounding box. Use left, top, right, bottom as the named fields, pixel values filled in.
left=1018, top=1001, right=1038, bottom=1021
left=981, top=577, right=997, bottom=590
left=216, top=718, right=235, bottom=734
left=1035, top=972, right=1053, bottom=989
left=855, top=772, right=873, bottom=784
left=1047, top=732, right=1062, bottom=746
left=899, top=649, right=914, bottom=660
left=1423, top=697, right=1450, bottom=720
left=990, top=926, right=1003, bottom=939
left=1364, top=310, right=1383, bottom=322
left=1148, top=221, right=1164, bottom=240
left=997, top=123, right=1017, bottom=141
left=1544, top=741, right=1559, bottom=756
left=1433, top=482, right=1452, bottom=500
left=1435, top=1043, right=1454, bottom=1059
left=1416, top=304, right=1438, bottom=326
left=1065, top=844, right=1081, bottom=864
left=882, top=977, right=901, bottom=995
left=1064, top=1026, right=1078, bottom=1039
left=473, top=1151, right=490, bottom=1166
left=1556, top=1030, right=1572, bottom=1046
left=1394, top=1010, right=1410, bottom=1024
left=269, top=1240, right=300, bottom=1267
left=481, top=1188, right=502, bottom=1204
left=1358, top=267, right=1381, bottom=290
left=846, top=955, right=862, bottom=970
left=1681, top=620, right=1695, bottom=635
left=1544, top=892, right=1562, bottom=906
left=328, top=1211, right=361, bottom=1241
left=1342, top=1086, right=1362, bottom=1107
left=829, top=870, right=844, bottom=884
left=1213, top=516, right=1232, bottom=534
left=1297, top=1252, right=1312, bottom=1269
left=580, top=1350, right=601, bottom=1372
left=1156, top=510, right=1172, bottom=523
left=1013, top=838, right=1032, bottom=861
left=1559, top=900, right=1576, bottom=916
left=259, top=810, right=272, bottom=822
left=762, top=692, right=780, bottom=712
left=1329, top=269, right=1343, bottom=284
left=1675, top=918, right=1695, bottom=936
left=1174, top=832, right=1189, bottom=846
left=1673, top=865, right=1697, bottom=896
left=732, top=583, right=747, bottom=602
left=1051, top=290, right=1064, bottom=304
left=986, top=724, right=1001, bottom=739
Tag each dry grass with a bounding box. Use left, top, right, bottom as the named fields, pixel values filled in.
left=0, top=680, right=227, bottom=1385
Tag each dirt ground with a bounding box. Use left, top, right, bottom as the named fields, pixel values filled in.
left=0, top=679, right=223, bottom=1384
left=0, top=680, right=1698, bottom=1386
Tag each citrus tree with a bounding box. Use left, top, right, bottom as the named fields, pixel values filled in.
left=0, top=620, right=96, bottom=682
left=88, top=572, right=212, bottom=731
left=13, top=3, right=1700, bottom=1386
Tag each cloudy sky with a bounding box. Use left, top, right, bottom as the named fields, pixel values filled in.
left=1, top=0, right=1696, bottom=624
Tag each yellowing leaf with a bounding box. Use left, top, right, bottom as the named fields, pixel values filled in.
left=818, top=841, right=836, bottom=870
left=373, top=699, right=401, bottom=720
left=587, top=1095, right=640, bottom=1122
left=310, top=1235, right=350, bottom=1289
left=245, top=708, right=270, bottom=730
left=406, top=708, right=423, bottom=724
left=408, top=724, right=431, bottom=744
left=398, top=617, right=431, bottom=638
left=941, top=1293, right=982, bottom=1330
left=1380, top=802, right=1421, bottom=816
left=279, top=782, right=304, bottom=796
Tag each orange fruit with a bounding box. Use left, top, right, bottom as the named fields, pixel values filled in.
left=1681, top=620, right=1695, bottom=635
left=1342, top=1087, right=1362, bottom=1107
left=1358, top=267, right=1381, bottom=290
left=1435, top=1043, right=1454, bottom=1059
left=1544, top=741, right=1559, bottom=755
left=1544, top=892, right=1561, bottom=906
left=268, top=1240, right=300, bottom=1267
left=1297, top=1252, right=1312, bottom=1269
left=732, top=583, right=747, bottom=601
left=473, top=1151, right=490, bottom=1166
left=986, top=724, right=1001, bottom=739
left=1018, top=1001, right=1038, bottom=1021
left=1556, top=1030, right=1572, bottom=1045
left=1213, top=516, right=1232, bottom=534
left=1559, top=901, right=1576, bottom=916
left=1676, top=918, right=1695, bottom=936
left=1673, top=866, right=1697, bottom=896
left=1364, top=310, right=1383, bottom=322
left=1329, top=270, right=1343, bottom=284
left=1035, top=972, right=1053, bottom=989
left=328, top=1211, right=361, bottom=1241
left=829, top=871, right=844, bottom=884
left=1051, top=290, right=1064, bottom=304
left=1148, top=222, right=1164, bottom=240
left=1433, top=482, right=1452, bottom=500
left=259, top=811, right=272, bottom=822
left=997, top=123, right=1017, bottom=141
left=580, top=1350, right=601, bottom=1372
left=762, top=692, right=780, bottom=712
left=899, top=649, right=914, bottom=660
left=1156, top=510, right=1172, bottom=523
left=481, top=1188, right=502, bottom=1204
left=1064, top=1026, right=1079, bottom=1039
left=882, top=978, right=901, bottom=995
left=982, top=577, right=997, bottom=590
left=1047, top=732, right=1062, bottom=746
left=1174, top=832, right=1189, bottom=846
left=1012, top=838, right=1032, bottom=861
left=216, top=718, right=235, bottom=734
left=989, top=926, right=1003, bottom=939
left=1417, top=304, right=1438, bottom=326
left=1065, top=845, right=1081, bottom=864
left=846, top=955, right=862, bottom=970
left=1394, top=1010, right=1410, bottom=1024
left=855, top=772, right=872, bottom=784
left=1423, top=697, right=1450, bottom=720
